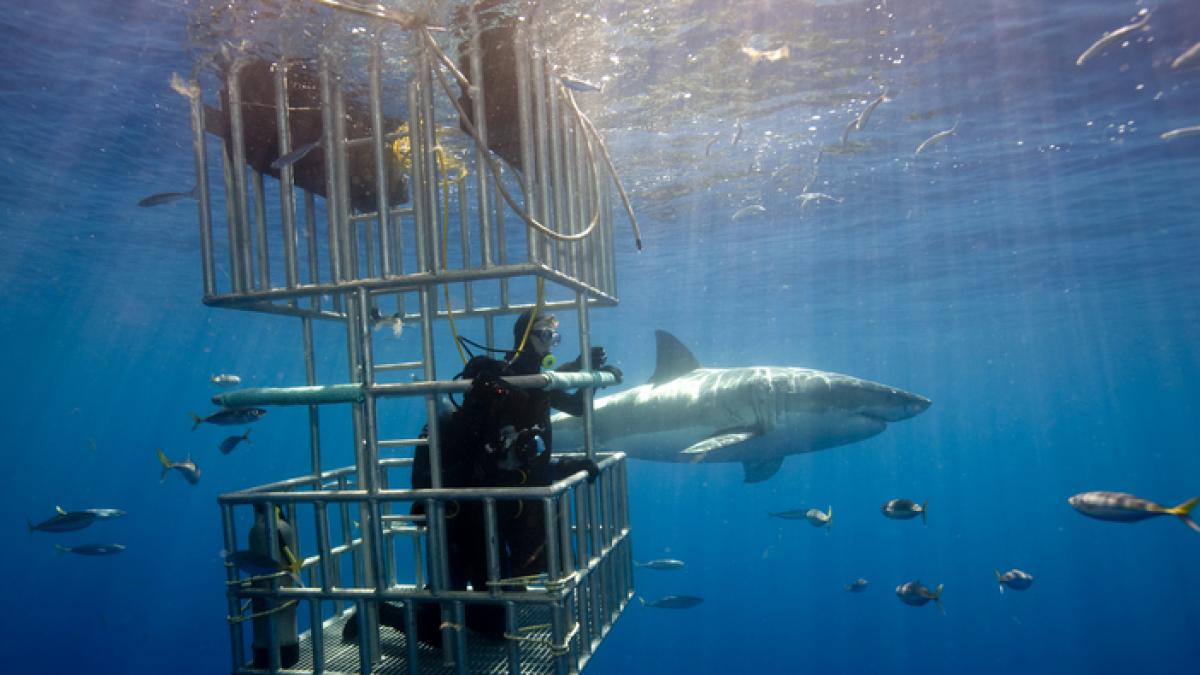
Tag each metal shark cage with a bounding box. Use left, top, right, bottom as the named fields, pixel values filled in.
left=181, top=3, right=637, bottom=673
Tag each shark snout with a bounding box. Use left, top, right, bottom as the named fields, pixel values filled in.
left=887, top=391, right=932, bottom=421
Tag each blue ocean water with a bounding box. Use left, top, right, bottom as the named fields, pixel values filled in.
left=3, top=0, right=1200, bottom=673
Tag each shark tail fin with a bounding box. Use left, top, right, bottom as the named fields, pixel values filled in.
left=1169, top=496, right=1200, bottom=533
left=190, top=413, right=203, bottom=431
left=933, top=584, right=945, bottom=614
left=995, top=570, right=1005, bottom=594
left=922, top=501, right=928, bottom=526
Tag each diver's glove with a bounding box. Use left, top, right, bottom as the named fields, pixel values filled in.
left=561, top=346, right=608, bottom=372
left=598, top=364, right=623, bottom=385
left=557, top=457, right=600, bottom=481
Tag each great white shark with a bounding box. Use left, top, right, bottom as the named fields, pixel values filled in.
left=552, top=331, right=931, bottom=483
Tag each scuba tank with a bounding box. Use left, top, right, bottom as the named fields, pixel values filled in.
left=249, top=507, right=300, bottom=669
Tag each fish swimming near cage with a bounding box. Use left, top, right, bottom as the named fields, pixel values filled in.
left=634, top=559, right=686, bottom=571
left=219, top=429, right=252, bottom=455
left=638, top=595, right=704, bottom=609
left=28, top=506, right=97, bottom=533
left=995, top=568, right=1034, bottom=594
left=1068, top=491, right=1200, bottom=532
left=552, top=330, right=931, bottom=483
left=845, top=578, right=869, bottom=593
left=192, top=407, right=266, bottom=431
left=203, top=58, right=410, bottom=213
left=882, top=499, right=927, bottom=524
left=896, top=580, right=943, bottom=612
left=157, top=449, right=201, bottom=485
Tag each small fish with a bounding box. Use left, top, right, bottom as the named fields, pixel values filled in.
left=881, top=499, right=928, bottom=525
left=157, top=449, right=201, bottom=485
left=731, top=118, right=743, bottom=148
left=82, top=508, right=127, bottom=520
left=845, top=578, right=869, bottom=593
left=740, top=44, right=790, bottom=64
left=731, top=204, right=766, bottom=221
left=559, top=75, right=602, bottom=92
left=915, top=121, right=958, bottom=155
left=28, top=506, right=97, bottom=533
left=895, top=580, right=943, bottom=613
left=138, top=186, right=198, bottom=207
left=270, top=139, right=321, bottom=170
left=219, top=429, right=252, bottom=455
left=797, top=192, right=842, bottom=207
left=634, top=559, right=686, bottom=571
left=222, top=549, right=299, bottom=577
left=855, top=90, right=889, bottom=131
left=806, top=506, right=832, bottom=530
left=1075, top=10, right=1152, bottom=67
left=1161, top=125, right=1200, bottom=142
left=995, top=568, right=1034, bottom=594
left=191, top=407, right=266, bottom=431
left=768, top=509, right=809, bottom=520
left=55, top=543, right=126, bottom=556
left=1172, top=42, right=1200, bottom=70
left=211, top=373, right=241, bottom=386
left=1067, top=491, right=1200, bottom=532
left=638, top=595, right=703, bottom=609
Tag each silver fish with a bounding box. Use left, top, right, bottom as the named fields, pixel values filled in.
left=881, top=499, right=927, bottom=525
left=805, top=506, right=832, bottom=530
left=138, top=186, right=198, bottom=207
left=1161, top=126, right=1200, bottom=142
left=1172, top=42, right=1200, bottom=70
left=157, top=449, right=201, bottom=485
left=82, top=508, right=127, bottom=520
left=55, top=543, right=126, bottom=556
left=855, top=90, right=889, bottom=131
left=638, top=595, right=703, bottom=609
left=191, top=407, right=266, bottom=431
left=1068, top=491, right=1200, bottom=532
left=634, top=559, right=686, bottom=571
left=895, top=580, right=943, bottom=612
left=731, top=204, right=766, bottom=221
left=845, top=578, right=869, bottom=593
left=731, top=118, right=743, bottom=148
left=211, top=373, right=241, bottom=386
left=219, top=428, right=252, bottom=455
left=995, top=568, right=1034, bottom=594
left=915, top=122, right=958, bottom=155
left=1076, top=10, right=1151, bottom=67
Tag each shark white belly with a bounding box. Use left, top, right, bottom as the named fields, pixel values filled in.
left=552, top=331, right=930, bottom=483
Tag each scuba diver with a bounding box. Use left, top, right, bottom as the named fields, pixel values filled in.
left=344, top=310, right=621, bottom=647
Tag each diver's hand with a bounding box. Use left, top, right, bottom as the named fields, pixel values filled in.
left=561, top=346, right=608, bottom=372
left=557, top=457, right=600, bottom=481
left=599, top=364, right=623, bottom=385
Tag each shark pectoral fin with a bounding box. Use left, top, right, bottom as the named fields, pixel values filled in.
left=680, top=430, right=759, bottom=460
left=742, top=457, right=784, bottom=483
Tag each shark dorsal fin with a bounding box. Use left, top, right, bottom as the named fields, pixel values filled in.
left=648, top=330, right=702, bottom=386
